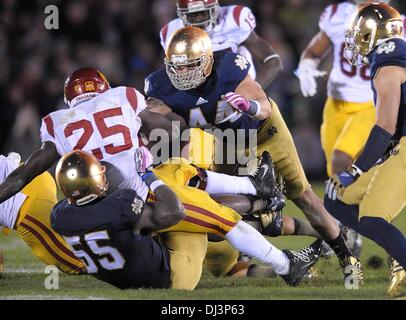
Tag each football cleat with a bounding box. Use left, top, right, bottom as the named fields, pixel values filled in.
left=387, top=257, right=406, bottom=298
left=249, top=151, right=284, bottom=201
left=340, top=256, right=364, bottom=287
left=319, top=241, right=335, bottom=259
left=280, top=238, right=323, bottom=286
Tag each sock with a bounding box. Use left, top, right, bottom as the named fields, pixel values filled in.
left=292, top=218, right=320, bottom=238
left=359, top=217, right=406, bottom=269
left=247, top=264, right=277, bottom=278
left=225, top=220, right=289, bottom=275
left=325, top=232, right=353, bottom=261
left=205, top=171, right=256, bottom=195
left=324, top=196, right=360, bottom=233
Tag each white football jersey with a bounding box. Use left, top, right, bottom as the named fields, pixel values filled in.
left=40, top=87, right=149, bottom=200
left=0, top=153, right=27, bottom=228
left=160, top=5, right=257, bottom=78
left=320, top=2, right=406, bottom=103
left=319, top=2, right=372, bottom=103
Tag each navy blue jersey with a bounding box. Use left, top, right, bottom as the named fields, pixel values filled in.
left=51, top=189, right=171, bottom=289
left=145, top=52, right=265, bottom=136
left=369, top=38, right=406, bottom=139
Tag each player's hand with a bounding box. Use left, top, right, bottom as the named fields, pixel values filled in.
left=221, top=92, right=251, bottom=113
left=294, top=59, right=327, bottom=97
left=134, top=146, right=154, bottom=174
left=325, top=165, right=362, bottom=200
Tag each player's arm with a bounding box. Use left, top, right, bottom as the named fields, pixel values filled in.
left=242, top=31, right=283, bottom=90
left=142, top=97, right=190, bottom=156
left=134, top=179, right=185, bottom=234
left=223, top=74, right=272, bottom=120
left=0, top=142, right=59, bottom=203
left=296, top=31, right=332, bottom=97
left=352, top=66, right=405, bottom=173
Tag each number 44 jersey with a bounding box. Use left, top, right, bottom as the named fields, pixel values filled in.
left=40, top=87, right=148, bottom=199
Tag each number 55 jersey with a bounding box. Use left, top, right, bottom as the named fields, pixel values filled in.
left=40, top=87, right=148, bottom=199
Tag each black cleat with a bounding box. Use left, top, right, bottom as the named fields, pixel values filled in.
left=280, top=239, right=323, bottom=286
left=249, top=151, right=283, bottom=200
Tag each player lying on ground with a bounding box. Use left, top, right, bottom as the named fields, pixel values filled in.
left=325, top=3, right=406, bottom=297
left=52, top=150, right=322, bottom=289
left=145, top=26, right=362, bottom=284
left=0, top=153, right=85, bottom=275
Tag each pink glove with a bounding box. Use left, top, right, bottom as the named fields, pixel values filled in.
left=134, top=146, right=154, bottom=173
left=221, top=92, right=251, bottom=113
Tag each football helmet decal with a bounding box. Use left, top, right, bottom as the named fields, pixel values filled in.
left=64, top=67, right=110, bottom=108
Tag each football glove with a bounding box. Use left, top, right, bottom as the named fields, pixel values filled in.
left=326, top=165, right=362, bottom=200
left=222, top=92, right=255, bottom=114
left=134, top=146, right=154, bottom=174
left=294, top=59, right=327, bottom=97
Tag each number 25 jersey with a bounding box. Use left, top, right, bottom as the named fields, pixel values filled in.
left=40, top=86, right=148, bottom=198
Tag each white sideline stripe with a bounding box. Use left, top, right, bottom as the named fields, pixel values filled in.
left=0, top=295, right=107, bottom=300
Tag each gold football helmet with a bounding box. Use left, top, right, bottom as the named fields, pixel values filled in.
left=55, top=150, right=108, bottom=206
left=165, top=26, right=214, bottom=90
left=345, top=3, right=403, bottom=65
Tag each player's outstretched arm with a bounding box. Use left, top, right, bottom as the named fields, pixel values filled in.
left=242, top=31, right=283, bottom=90
left=0, top=142, right=59, bottom=203
left=296, top=31, right=331, bottom=97
left=135, top=175, right=185, bottom=234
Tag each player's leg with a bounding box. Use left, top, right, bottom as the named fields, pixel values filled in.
left=15, top=172, right=86, bottom=275
left=256, top=100, right=358, bottom=274
left=160, top=231, right=208, bottom=290
left=204, top=239, right=277, bottom=279
left=354, top=140, right=406, bottom=269
left=332, top=101, right=375, bottom=174
left=320, top=97, right=347, bottom=177
left=154, top=159, right=322, bottom=285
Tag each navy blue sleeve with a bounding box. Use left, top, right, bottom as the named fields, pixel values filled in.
left=370, top=38, right=406, bottom=78
left=144, top=72, right=159, bottom=99
left=217, top=52, right=251, bottom=88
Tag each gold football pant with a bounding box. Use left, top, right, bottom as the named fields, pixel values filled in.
left=321, top=97, right=375, bottom=177
left=152, top=159, right=242, bottom=289
left=15, top=171, right=86, bottom=275
left=341, top=137, right=406, bottom=222
left=210, top=100, right=310, bottom=199
left=153, top=159, right=241, bottom=236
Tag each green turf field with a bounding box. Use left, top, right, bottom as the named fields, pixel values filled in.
left=0, top=183, right=405, bottom=300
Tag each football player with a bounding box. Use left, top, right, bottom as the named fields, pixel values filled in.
left=52, top=150, right=322, bottom=289
left=160, top=0, right=282, bottom=90
left=295, top=0, right=401, bottom=259
left=0, top=152, right=85, bottom=274
left=145, top=26, right=362, bottom=284
left=0, top=68, right=318, bottom=289
left=325, top=3, right=406, bottom=297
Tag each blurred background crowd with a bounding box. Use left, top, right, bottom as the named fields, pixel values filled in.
left=0, top=0, right=405, bottom=178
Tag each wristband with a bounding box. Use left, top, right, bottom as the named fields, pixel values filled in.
left=247, top=100, right=261, bottom=117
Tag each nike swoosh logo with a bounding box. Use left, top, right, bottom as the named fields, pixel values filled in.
left=261, top=164, right=269, bottom=177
